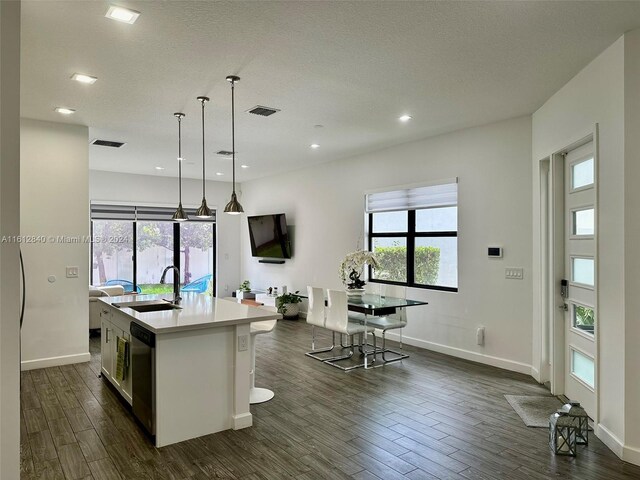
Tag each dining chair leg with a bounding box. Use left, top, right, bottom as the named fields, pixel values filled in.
left=380, top=329, right=409, bottom=364
left=305, top=329, right=337, bottom=360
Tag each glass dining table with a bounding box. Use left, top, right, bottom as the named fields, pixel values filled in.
left=347, top=294, right=428, bottom=368
left=296, top=291, right=428, bottom=368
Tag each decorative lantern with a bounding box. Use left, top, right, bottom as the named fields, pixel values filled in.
left=549, top=410, right=577, bottom=456
left=560, top=401, right=589, bottom=445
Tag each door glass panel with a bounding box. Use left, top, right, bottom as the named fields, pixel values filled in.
left=372, top=211, right=407, bottom=233
left=371, top=237, right=407, bottom=283
left=414, top=237, right=457, bottom=288
left=571, top=349, right=595, bottom=388
left=572, top=304, right=595, bottom=335
left=572, top=257, right=594, bottom=286
left=136, top=221, right=175, bottom=295
left=571, top=158, right=594, bottom=190
left=91, top=220, right=134, bottom=289
left=416, top=207, right=457, bottom=232
left=572, top=208, right=594, bottom=236
left=179, top=223, right=214, bottom=295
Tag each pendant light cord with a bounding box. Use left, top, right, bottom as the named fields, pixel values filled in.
left=201, top=99, right=206, bottom=197
left=231, top=80, right=236, bottom=193
left=178, top=115, right=182, bottom=203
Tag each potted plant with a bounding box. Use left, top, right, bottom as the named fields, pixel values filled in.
left=339, top=250, right=379, bottom=297
left=236, top=280, right=255, bottom=300
left=276, top=291, right=302, bottom=319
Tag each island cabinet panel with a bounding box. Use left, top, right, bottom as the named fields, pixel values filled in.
left=99, top=307, right=132, bottom=405
left=155, top=326, right=236, bottom=446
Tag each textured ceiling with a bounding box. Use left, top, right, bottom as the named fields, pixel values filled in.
left=21, top=1, right=640, bottom=182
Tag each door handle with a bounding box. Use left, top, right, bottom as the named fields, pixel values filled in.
left=559, top=303, right=568, bottom=311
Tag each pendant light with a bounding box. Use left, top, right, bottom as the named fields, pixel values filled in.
left=171, top=112, right=188, bottom=222
left=224, top=75, right=244, bottom=214
left=195, top=96, right=213, bottom=218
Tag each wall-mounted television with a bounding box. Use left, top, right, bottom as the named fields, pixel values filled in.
left=247, top=214, right=292, bottom=259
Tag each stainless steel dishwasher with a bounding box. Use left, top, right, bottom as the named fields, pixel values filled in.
left=130, top=322, right=156, bottom=437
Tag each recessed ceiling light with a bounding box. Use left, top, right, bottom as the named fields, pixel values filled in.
left=310, top=144, right=320, bottom=149
left=399, top=115, right=412, bottom=122
left=71, top=73, right=97, bottom=84
left=105, top=5, right=140, bottom=24
left=55, top=107, right=75, bottom=115
left=155, top=166, right=165, bottom=170
left=216, top=172, right=224, bottom=176
left=240, top=165, right=249, bottom=169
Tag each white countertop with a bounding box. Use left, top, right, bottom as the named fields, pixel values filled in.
left=99, top=293, right=281, bottom=334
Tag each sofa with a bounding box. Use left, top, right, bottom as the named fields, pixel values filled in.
left=89, top=285, right=125, bottom=330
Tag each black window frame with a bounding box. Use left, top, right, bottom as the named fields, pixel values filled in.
left=368, top=208, right=458, bottom=292
left=90, top=219, right=216, bottom=295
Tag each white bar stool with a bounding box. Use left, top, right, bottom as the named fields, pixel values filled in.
left=249, top=305, right=277, bottom=404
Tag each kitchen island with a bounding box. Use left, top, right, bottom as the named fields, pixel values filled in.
left=98, top=293, right=280, bottom=447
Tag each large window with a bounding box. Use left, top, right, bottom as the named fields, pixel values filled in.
left=367, top=181, right=458, bottom=292
left=90, top=204, right=215, bottom=295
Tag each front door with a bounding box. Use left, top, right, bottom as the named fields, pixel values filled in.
left=563, top=140, right=596, bottom=417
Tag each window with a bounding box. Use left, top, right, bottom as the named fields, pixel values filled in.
left=90, top=204, right=215, bottom=295
left=571, top=348, right=595, bottom=389
left=571, top=157, right=594, bottom=190
left=366, top=180, right=458, bottom=292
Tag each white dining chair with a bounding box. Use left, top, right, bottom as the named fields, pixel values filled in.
left=304, top=286, right=336, bottom=361
left=249, top=305, right=278, bottom=404
left=322, top=289, right=376, bottom=371
left=363, top=284, right=408, bottom=363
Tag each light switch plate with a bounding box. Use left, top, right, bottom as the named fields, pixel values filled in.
left=238, top=335, right=248, bottom=352
left=66, top=266, right=79, bottom=278
left=505, top=267, right=524, bottom=280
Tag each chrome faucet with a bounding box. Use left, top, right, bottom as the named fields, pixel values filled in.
left=160, top=265, right=182, bottom=305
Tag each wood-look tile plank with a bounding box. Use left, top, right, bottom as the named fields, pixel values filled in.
left=75, top=429, right=108, bottom=463
left=24, top=408, right=50, bottom=434
left=57, top=443, right=91, bottom=480
left=88, top=457, right=122, bottom=480
left=64, top=407, right=94, bottom=433
left=28, top=429, right=58, bottom=465
left=30, top=458, right=66, bottom=480
left=48, top=417, right=77, bottom=448
left=351, top=450, right=417, bottom=478
left=42, top=402, right=67, bottom=423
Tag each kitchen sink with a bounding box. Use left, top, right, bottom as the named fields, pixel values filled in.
left=113, top=300, right=182, bottom=313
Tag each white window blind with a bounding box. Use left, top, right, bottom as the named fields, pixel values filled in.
left=366, top=179, right=458, bottom=213
left=90, top=203, right=216, bottom=222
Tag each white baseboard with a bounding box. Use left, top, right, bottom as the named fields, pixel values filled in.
left=596, top=423, right=624, bottom=458
left=232, top=412, right=252, bottom=430
left=21, top=352, right=90, bottom=371
left=530, top=366, right=541, bottom=382
left=623, top=443, right=640, bottom=466
left=384, top=331, right=532, bottom=375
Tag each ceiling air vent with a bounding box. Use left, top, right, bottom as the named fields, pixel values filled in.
left=216, top=150, right=234, bottom=157
left=91, top=139, right=126, bottom=148
left=247, top=105, right=280, bottom=117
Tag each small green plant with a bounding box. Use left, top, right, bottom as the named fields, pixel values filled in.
left=276, top=291, right=302, bottom=315
left=239, top=280, right=251, bottom=292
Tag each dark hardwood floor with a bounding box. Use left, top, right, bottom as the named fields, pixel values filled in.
left=20, top=319, right=640, bottom=479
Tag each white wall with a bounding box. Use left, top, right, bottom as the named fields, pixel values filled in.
left=89, top=171, right=242, bottom=298
left=241, top=116, right=533, bottom=374
left=623, top=30, right=640, bottom=462
left=532, top=36, right=632, bottom=459
left=20, top=119, right=90, bottom=370
left=0, top=1, right=21, bottom=476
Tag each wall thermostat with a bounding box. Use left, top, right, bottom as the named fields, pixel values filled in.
left=488, top=247, right=503, bottom=258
